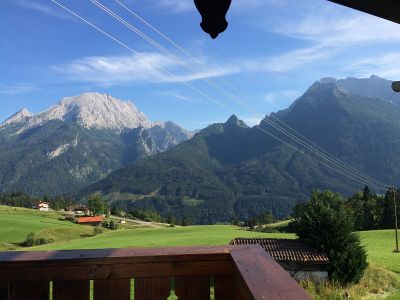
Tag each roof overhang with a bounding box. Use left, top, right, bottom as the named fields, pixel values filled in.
left=328, top=0, right=400, bottom=24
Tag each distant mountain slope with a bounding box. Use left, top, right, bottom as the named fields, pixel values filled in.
left=81, top=78, right=400, bottom=224
left=0, top=93, right=192, bottom=196
left=321, top=75, right=400, bottom=105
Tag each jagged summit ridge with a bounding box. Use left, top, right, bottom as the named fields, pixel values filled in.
left=1, top=93, right=157, bottom=132
left=1, top=108, right=32, bottom=127
left=31, top=93, right=151, bottom=132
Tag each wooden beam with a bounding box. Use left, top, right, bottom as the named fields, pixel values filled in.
left=0, top=246, right=234, bottom=282
left=328, top=0, right=400, bottom=25
left=230, top=245, right=312, bottom=300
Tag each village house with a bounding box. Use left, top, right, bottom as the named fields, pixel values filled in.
left=32, top=201, right=50, bottom=211
left=76, top=216, right=103, bottom=226
left=66, top=204, right=89, bottom=216
left=230, top=238, right=330, bottom=283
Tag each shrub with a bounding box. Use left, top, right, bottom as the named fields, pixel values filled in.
left=291, top=190, right=368, bottom=285
left=93, top=227, right=103, bottom=235
left=22, top=233, right=53, bottom=247
left=22, top=232, right=35, bottom=247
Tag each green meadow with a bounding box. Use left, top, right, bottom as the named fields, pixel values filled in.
left=1, top=206, right=399, bottom=299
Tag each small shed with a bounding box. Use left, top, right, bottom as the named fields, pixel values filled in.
left=77, top=216, right=103, bottom=226
left=230, top=238, right=330, bottom=283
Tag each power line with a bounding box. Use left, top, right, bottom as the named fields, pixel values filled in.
left=90, top=0, right=255, bottom=113
left=91, top=0, right=388, bottom=190
left=49, top=0, right=388, bottom=191
left=111, top=0, right=250, bottom=100
left=109, top=0, right=389, bottom=189
left=261, top=116, right=387, bottom=190
left=49, top=0, right=234, bottom=115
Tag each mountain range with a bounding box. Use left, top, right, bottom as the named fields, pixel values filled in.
left=77, top=76, right=400, bottom=223
left=0, top=93, right=192, bottom=195
left=1, top=75, right=400, bottom=224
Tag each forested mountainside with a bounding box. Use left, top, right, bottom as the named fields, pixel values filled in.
left=0, top=93, right=192, bottom=196
left=80, top=77, right=400, bottom=224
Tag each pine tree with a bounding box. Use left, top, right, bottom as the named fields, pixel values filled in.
left=291, top=190, right=368, bottom=284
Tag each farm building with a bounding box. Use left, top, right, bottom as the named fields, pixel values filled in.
left=32, top=201, right=50, bottom=211
left=230, top=238, right=330, bottom=283
left=66, top=204, right=89, bottom=216
left=76, top=216, right=103, bottom=226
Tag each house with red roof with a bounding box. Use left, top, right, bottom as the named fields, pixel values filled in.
left=76, top=216, right=103, bottom=226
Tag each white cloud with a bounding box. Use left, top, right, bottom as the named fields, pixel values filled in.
left=346, top=53, right=400, bottom=80
left=264, top=90, right=301, bottom=104
left=242, top=115, right=264, bottom=126
left=158, top=91, right=204, bottom=103
left=16, top=0, right=74, bottom=20
left=0, top=83, right=38, bottom=95
left=52, top=53, right=238, bottom=86
left=157, top=0, right=194, bottom=13
left=239, top=10, right=400, bottom=75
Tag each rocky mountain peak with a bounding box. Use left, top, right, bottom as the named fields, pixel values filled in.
left=1, top=108, right=32, bottom=127
left=44, top=93, right=152, bottom=131
left=225, top=114, right=248, bottom=128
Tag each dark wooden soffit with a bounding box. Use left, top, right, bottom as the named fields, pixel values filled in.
left=328, top=0, right=400, bottom=24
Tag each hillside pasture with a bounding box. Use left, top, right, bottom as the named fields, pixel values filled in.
left=32, top=225, right=295, bottom=250
left=0, top=206, right=76, bottom=244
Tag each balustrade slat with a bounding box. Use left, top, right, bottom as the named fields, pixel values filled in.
left=53, top=280, right=89, bottom=300
left=134, top=278, right=170, bottom=300
left=8, top=281, right=49, bottom=300
left=175, top=276, right=210, bottom=300
left=0, top=282, right=8, bottom=300
left=94, top=279, right=131, bottom=300
left=214, top=275, right=235, bottom=300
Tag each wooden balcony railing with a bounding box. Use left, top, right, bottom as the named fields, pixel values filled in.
left=0, top=245, right=311, bottom=300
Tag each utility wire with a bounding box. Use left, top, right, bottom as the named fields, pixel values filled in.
left=111, top=0, right=250, bottom=100
left=49, top=0, right=234, bottom=115
left=91, top=0, right=388, bottom=190
left=49, top=0, right=388, bottom=192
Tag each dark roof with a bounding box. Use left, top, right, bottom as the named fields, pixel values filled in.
left=231, top=238, right=329, bottom=264
left=328, top=1, right=400, bottom=25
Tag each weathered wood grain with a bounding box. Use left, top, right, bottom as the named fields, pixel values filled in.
left=53, top=280, right=90, bottom=300
left=134, top=277, right=171, bottom=300
left=94, top=279, right=131, bottom=300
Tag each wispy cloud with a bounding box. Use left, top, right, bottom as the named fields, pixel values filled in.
left=155, top=0, right=284, bottom=13
left=249, top=7, right=400, bottom=74
left=264, top=90, right=301, bottom=104
left=158, top=91, right=204, bottom=103
left=346, top=53, right=400, bottom=80
left=52, top=53, right=238, bottom=86
left=157, top=0, right=193, bottom=13
left=16, top=0, right=74, bottom=20
left=0, top=83, right=38, bottom=95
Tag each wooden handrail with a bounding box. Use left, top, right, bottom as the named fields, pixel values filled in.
left=0, top=245, right=312, bottom=300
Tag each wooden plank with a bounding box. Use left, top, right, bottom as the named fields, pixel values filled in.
left=0, top=246, right=235, bottom=262
left=328, top=0, right=400, bottom=24
left=1, top=260, right=233, bottom=282
left=8, top=281, right=49, bottom=300
left=94, top=279, right=131, bottom=300
left=53, top=280, right=89, bottom=300
left=230, top=246, right=312, bottom=300
left=214, top=275, right=234, bottom=300
left=134, top=278, right=171, bottom=300
left=0, top=282, right=8, bottom=300
left=0, top=246, right=235, bottom=282
left=175, top=276, right=210, bottom=300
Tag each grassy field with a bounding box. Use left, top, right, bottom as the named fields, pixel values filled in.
left=358, top=230, right=400, bottom=273
left=0, top=206, right=77, bottom=244
left=1, top=206, right=399, bottom=299
left=33, top=225, right=295, bottom=250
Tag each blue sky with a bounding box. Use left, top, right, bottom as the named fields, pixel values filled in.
left=1, top=0, right=400, bottom=130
